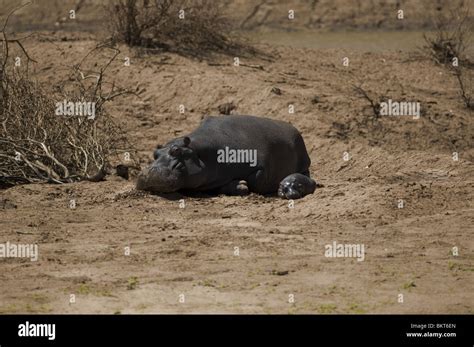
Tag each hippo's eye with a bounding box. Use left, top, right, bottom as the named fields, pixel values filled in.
left=169, top=145, right=183, bottom=157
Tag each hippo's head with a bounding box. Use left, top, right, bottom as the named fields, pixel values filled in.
left=278, top=173, right=317, bottom=199
left=136, top=137, right=204, bottom=193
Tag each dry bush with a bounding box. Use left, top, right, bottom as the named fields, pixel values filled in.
left=454, top=67, right=474, bottom=110
left=106, top=0, right=248, bottom=57
left=352, top=83, right=381, bottom=118
left=422, top=6, right=474, bottom=110
left=422, top=7, right=473, bottom=66
left=0, top=6, right=135, bottom=187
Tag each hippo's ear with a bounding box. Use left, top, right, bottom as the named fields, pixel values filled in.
left=183, top=136, right=191, bottom=147
left=156, top=144, right=162, bottom=149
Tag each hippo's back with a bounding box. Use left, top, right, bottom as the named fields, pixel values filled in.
left=188, top=115, right=311, bottom=190
left=195, top=115, right=301, bottom=143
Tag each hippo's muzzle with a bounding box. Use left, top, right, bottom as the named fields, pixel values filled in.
left=136, top=164, right=183, bottom=193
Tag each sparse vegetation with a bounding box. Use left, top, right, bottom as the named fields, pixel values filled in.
left=423, top=7, right=473, bottom=66
left=106, top=0, right=248, bottom=57
left=0, top=5, right=135, bottom=187
left=422, top=6, right=474, bottom=110
left=402, top=281, right=416, bottom=290
left=352, top=83, right=381, bottom=118
left=453, top=67, right=474, bottom=110
left=77, top=284, right=91, bottom=295
left=348, top=303, right=367, bottom=314
left=127, top=277, right=139, bottom=290
left=316, top=303, right=338, bottom=314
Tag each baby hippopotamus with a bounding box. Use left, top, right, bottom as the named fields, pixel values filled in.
left=137, top=115, right=318, bottom=199
left=278, top=173, right=317, bottom=199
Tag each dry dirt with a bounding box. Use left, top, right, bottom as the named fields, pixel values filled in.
left=0, top=1, right=473, bottom=314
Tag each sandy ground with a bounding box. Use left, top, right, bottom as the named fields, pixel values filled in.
left=0, top=1, right=473, bottom=314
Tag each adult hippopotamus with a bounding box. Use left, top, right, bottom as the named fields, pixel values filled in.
left=136, top=115, right=316, bottom=199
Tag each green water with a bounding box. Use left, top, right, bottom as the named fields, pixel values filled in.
left=247, top=30, right=430, bottom=52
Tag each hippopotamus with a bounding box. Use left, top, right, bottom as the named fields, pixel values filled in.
left=136, top=115, right=317, bottom=199
left=278, top=173, right=317, bottom=199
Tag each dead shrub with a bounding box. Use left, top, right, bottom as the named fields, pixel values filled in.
left=422, top=7, right=473, bottom=66
left=422, top=6, right=473, bottom=110
left=106, top=0, right=247, bottom=57
left=454, top=67, right=474, bottom=110
left=0, top=5, right=135, bottom=187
